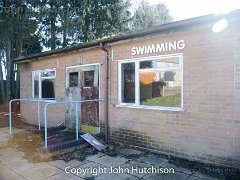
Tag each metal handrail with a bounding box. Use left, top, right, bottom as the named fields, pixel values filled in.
left=9, top=98, right=63, bottom=135
left=44, top=99, right=101, bottom=149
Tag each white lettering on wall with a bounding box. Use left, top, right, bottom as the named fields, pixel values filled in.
left=145, top=44, right=156, bottom=54
left=131, top=47, right=136, bottom=55
left=131, top=40, right=185, bottom=55
left=177, top=40, right=185, bottom=49
left=169, top=41, right=177, bottom=51
left=136, top=46, right=145, bottom=55
left=156, top=43, right=165, bottom=52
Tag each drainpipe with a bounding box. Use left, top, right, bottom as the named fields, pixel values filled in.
left=100, top=43, right=109, bottom=143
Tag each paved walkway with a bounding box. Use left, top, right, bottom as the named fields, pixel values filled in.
left=0, top=128, right=218, bottom=180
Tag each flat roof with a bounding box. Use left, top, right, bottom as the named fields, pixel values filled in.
left=14, top=9, right=240, bottom=63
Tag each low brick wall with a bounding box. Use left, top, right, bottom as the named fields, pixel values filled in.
left=109, top=128, right=240, bottom=167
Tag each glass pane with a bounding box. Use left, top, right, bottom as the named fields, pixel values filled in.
left=41, top=79, right=55, bottom=98
left=33, top=72, right=39, bottom=98
left=140, top=61, right=154, bottom=69
left=121, top=62, right=135, bottom=103
left=84, top=70, right=94, bottom=87
left=140, top=70, right=181, bottom=107
left=140, top=57, right=180, bottom=69
left=41, top=70, right=55, bottom=77
left=34, top=80, right=39, bottom=98
left=69, top=72, right=78, bottom=87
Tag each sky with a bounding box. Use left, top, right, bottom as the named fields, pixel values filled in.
left=138, top=0, right=240, bottom=20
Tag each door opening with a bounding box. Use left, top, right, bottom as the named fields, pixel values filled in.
left=66, top=64, right=100, bottom=134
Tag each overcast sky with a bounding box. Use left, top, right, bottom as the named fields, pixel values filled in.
left=135, top=0, right=240, bottom=20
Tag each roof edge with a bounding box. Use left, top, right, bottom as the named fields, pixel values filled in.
left=14, top=9, right=240, bottom=63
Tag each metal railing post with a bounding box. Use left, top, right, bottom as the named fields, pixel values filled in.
left=8, top=98, right=61, bottom=136
left=76, top=102, right=79, bottom=140
left=43, top=99, right=101, bottom=150
left=44, top=103, right=49, bottom=149
left=38, top=99, right=41, bottom=130
left=9, top=100, right=13, bottom=135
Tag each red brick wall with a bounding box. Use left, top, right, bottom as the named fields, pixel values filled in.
left=19, top=24, right=240, bottom=166
left=108, top=25, right=240, bottom=167
left=19, top=48, right=106, bottom=127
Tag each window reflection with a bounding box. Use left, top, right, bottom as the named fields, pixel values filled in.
left=121, top=62, right=135, bottom=103
left=120, top=56, right=182, bottom=108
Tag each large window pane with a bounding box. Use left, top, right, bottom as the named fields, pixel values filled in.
left=121, top=63, right=135, bottom=103
left=140, top=69, right=181, bottom=107
left=41, top=79, right=55, bottom=98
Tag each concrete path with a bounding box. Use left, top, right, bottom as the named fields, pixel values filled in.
left=0, top=128, right=219, bottom=180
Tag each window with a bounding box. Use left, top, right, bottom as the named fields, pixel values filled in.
left=83, top=70, right=94, bottom=87
left=121, top=62, right=135, bottom=103
left=33, top=72, right=39, bottom=98
left=32, top=69, right=56, bottom=99
left=69, top=72, right=79, bottom=87
left=119, top=54, right=183, bottom=109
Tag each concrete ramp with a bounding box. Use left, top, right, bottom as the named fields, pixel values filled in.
left=81, top=133, right=106, bottom=151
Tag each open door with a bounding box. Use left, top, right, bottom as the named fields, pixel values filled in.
left=66, top=64, right=100, bottom=134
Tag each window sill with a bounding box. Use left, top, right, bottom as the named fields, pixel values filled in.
left=115, top=104, right=184, bottom=112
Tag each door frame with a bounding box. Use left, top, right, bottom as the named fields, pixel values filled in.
left=65, top=63, right=101, bottom=132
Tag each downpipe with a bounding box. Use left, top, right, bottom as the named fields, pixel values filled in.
left=100, top=43, right=109, bottom=143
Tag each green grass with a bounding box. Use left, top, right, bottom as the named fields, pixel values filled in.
left=141, top=93, right=181, bottom=107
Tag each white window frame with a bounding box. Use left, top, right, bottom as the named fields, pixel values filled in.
left=82, top=66, right=99, bottom=88
left=66, top=64, right=99, bottom=89
left=118, top=53, right=183, bottom=111
left=66, top=67, right=81, bottom=88
left=118, top=60, right=136, bottom=106
left=32, top=68, right=56, bottom=99
left=68, top=71, right=79, bottom=88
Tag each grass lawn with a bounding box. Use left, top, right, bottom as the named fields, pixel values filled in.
left=141, top=93, right=181, bottom=107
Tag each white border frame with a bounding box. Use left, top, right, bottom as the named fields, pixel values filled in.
left=65, top=63, right=100, bottom=89
left=65, top=63, right=101, bottom=132
left=68, top=71, right=80, bottom=88
left=82, top=68, right=98, bottom=88
left=118, top=53, right=184, bottom=111
left=32, top=68, right=56, bottom=100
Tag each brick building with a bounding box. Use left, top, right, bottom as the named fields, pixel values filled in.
left=14, top=10, right=240, bottom=167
